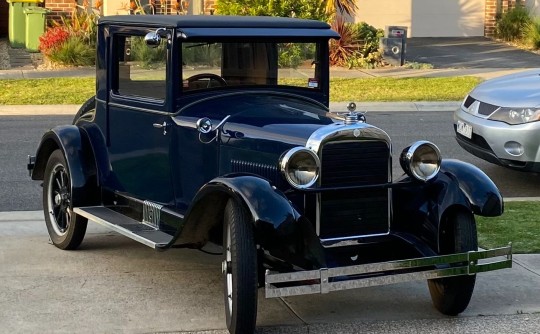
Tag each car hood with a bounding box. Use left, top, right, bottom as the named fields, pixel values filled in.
left=179, top=92, right=336, bottom=147
left=470, top=69, right=540, bottom=108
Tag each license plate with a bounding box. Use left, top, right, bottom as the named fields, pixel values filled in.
left=456, top=120, right=473, bottom=139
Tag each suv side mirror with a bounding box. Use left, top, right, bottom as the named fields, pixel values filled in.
left=144, top=28, right=167, bottom=48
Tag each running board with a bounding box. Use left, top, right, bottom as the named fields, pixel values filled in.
left=74, top=206, right=173, bottom=249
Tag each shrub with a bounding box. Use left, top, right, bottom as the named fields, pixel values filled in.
left=216, top=0, right=329, bottom=21
left=39, top=6, right=98, bottom=67
left=495, top=5, right=532, bottom=41
left=47, top=36, right=96, bottom=66
left=39, top=26, right=71, bottom=57
left=329, top=18, right=383, bottom=68
left=350, top=22, right=383, bottom=57
left=525, top=18, right=540, bottom=49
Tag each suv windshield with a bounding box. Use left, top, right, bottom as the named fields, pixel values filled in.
left=181, top=41, right=321, bottom=92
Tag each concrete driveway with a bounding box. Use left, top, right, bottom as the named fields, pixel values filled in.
left=406, top=37, right=540, bottom=69
left=1, top=211, right=539, bottom=334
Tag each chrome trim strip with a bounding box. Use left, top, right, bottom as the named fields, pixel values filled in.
left=265, top=244, right=512, bottom=298
left=306, top=122, right=391, bottom=154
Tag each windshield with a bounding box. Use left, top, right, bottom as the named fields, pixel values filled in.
left=181, top=41, right=322, bottom=92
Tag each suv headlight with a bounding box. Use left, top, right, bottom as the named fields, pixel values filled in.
left=489, top=107, right=540, bottom=125
left=280, top=147, right=320, bottom=189
left=400, top=141, right=441, bottom=182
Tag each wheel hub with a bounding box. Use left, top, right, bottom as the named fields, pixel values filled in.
left=54, top=193, right=62, bottom=206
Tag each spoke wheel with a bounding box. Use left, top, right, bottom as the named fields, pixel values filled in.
left=428, top=210, right=477, bottom=315
left=222, top=199, right=257, bottom=334
left=43, top=150, right=87, bottom=250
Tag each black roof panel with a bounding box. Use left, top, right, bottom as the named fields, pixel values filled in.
left=99, top=15, right=339, bottom=39
left=99, top=15, right=331, bottom=29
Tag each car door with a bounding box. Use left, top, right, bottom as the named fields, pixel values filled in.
left=105, top=29, right=175, bottom=205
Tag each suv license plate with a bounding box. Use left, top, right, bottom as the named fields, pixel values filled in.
left=457, top=120, right=473, bottom=139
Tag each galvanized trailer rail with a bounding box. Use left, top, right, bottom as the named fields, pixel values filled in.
left=265, top=244, right=512, bottom=298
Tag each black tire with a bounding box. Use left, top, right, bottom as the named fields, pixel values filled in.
left=222, top=199, right=258, bottom=334
left=43, top=150, right=88, bottom=250
left=73, top=96, right=96, bottom=124
left=428, top=210, right=478, bottom=315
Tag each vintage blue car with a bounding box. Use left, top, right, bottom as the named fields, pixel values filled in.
left=28, top=15, right=512, bottom=334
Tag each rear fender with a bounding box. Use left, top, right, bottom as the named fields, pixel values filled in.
left=31, top=125, right=99, bottom=207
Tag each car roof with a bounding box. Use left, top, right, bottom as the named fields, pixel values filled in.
left=99, top=15, right=340, bottom=39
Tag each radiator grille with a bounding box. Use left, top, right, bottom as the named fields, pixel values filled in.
left=319, top=141, right=390, bottom=239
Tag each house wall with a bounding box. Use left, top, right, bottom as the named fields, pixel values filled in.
left=103, top=0, right=215, bottom=16
left=354, top=0, right=486, bottom=37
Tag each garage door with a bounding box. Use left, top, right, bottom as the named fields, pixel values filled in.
left=411, top=0, right=486, bottom=37
left=355, top=0, right=486, bottom=38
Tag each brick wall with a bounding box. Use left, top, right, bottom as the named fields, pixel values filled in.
left=485, top=0, right=518, bottom=37
left=45, top=0, right=76, bottom=23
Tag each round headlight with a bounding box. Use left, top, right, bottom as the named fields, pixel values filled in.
left=400, top=141, right=441, bottom=182
left=280, top=147, right=320, bottom=189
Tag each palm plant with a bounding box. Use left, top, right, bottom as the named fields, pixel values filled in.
left=325, top=0, right=357, bottom=16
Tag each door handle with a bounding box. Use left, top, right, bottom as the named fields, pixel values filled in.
left=153, top=121, right=168, bottom=135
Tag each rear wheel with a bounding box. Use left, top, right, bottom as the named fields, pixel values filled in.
left=43, top=150, right=88, bottom=250
left=222, top=199, right=258, bottom=334
left=428, top=210, right=477, bottom=315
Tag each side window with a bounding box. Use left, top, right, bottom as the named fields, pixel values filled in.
left=115, top=35, right=167, bottom=100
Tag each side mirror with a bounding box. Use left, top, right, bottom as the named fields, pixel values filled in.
left=144, top=28, right=167, bottom=48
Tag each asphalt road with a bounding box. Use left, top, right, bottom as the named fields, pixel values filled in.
left=1, top=111, right=539, bottom=212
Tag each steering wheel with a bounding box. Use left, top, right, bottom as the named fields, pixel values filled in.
left=187, top=73, right=227, bottom=88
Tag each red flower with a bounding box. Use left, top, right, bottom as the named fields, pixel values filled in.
left=39, top=27, right=70, bottom=56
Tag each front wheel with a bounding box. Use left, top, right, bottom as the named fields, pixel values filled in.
left=43, top=149, right=88, bottom=250
left=222, top=199, right=258, bottom=334
left=428, top=210, right=478, bottom=315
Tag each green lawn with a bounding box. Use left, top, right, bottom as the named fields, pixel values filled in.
left=0, top=77, right=95, bottom=105
left=477, top=201, right=540, bottom=254
left=0, top=76, right=481, bottom=105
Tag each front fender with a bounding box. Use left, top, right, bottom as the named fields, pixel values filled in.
left=177, top=174, right=326, bottom=269
left=393, top=159, right=503, bottom=253
left=440, top=159, right=503, bottom=217
left=31, top=125, right=99, bottom=207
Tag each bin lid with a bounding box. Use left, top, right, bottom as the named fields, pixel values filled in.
left=7, top=0, right=44, bottom=3
left=23, top=6, right=50, bottom=13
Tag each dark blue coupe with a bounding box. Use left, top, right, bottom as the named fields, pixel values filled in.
left=28, top=15, right=512, bottom=334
